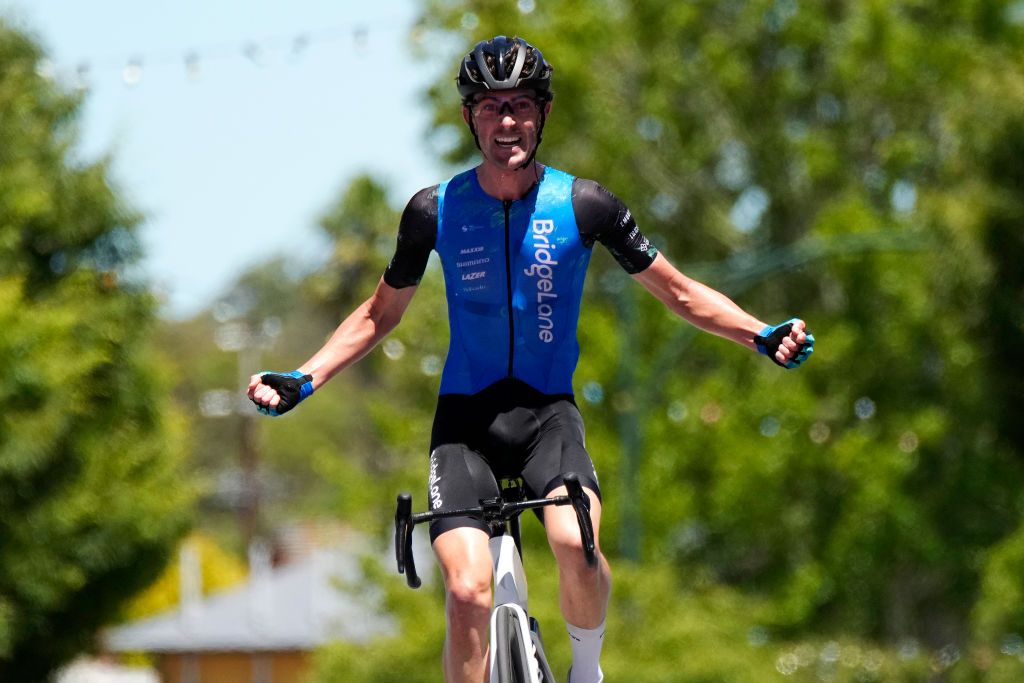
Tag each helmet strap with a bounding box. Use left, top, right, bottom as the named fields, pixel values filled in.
left=467, top=118, right=483, bottom=151
left=464, top=101, right=484, bottom=152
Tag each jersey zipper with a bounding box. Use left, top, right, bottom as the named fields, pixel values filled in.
left=503, top=199, right=514, bottom=377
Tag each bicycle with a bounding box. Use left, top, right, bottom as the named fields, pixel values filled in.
left=394, top=472, right=597, bottom=683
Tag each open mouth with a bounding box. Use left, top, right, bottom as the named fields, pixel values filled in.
left=495, top=136, right=522, bottom=148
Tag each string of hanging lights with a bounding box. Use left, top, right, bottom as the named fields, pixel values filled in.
left=33, top=20, right=400, bottom=90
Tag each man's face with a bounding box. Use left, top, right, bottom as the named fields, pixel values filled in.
left=463, top=89, right=550, bottom=170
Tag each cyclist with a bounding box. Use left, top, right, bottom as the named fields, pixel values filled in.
left=249, top=35, right=813, bottom=683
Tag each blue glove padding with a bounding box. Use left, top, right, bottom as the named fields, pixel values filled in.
left=754, top=318, right=815, bottom=369
left=254, top=370, right=314, bottom=416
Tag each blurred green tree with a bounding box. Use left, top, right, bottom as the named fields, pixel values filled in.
left=413, top=0, right=1024, bottom=670
left=139, top=1, right=1024, bottom=680
left=153, top=174, right=451, bottom=555
left=0, top=21, right=194, bottom=680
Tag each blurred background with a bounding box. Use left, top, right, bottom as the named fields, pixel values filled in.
left=1, top=1, right=1023, bottom=682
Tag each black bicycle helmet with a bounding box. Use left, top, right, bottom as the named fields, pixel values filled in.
left=457, top=35, right=553, bottom=103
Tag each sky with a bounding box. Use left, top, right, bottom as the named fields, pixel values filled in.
left=0, top=0, right=449, bottom=319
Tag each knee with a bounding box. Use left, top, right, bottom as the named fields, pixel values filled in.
left=550, top=532, right=605, bottom=578
left=445, top=571, right=492, bottom=623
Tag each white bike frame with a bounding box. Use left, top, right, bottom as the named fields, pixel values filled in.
left=488, top=533, right=541, bottom=683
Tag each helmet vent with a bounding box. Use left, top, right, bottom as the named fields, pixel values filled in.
left=457, top=35, right=553, bottom=100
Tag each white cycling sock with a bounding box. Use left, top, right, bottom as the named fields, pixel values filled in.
left=566, top=621, right=605, bottom=683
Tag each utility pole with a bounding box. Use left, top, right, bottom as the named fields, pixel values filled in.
left=207, top=316, right=281, bottom=550
left=237, top=341, right=261, bottom=549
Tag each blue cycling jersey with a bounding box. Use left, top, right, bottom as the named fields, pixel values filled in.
left=384, top=166, right=657, bottom=397
left=436, top=167, right=588, bottom=395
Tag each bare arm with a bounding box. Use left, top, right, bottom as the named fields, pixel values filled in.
left=632, top=253, right=808, bottom=360
left=247, top=278, right=416, bottom=410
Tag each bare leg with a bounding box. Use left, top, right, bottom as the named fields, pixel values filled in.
left=544, top=485, right=611, bottom=627
left=433, top=527, right=494, bottom=683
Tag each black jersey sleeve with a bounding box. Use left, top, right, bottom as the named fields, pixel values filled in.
left=571, top=178, right=658, bottom=274
left=383, top=185, right=439, bottom=288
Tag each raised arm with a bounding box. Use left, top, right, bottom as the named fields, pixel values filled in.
left=572, top=177, right=812, bottom=367
left=297, top=278, right=416, bottom=386
left=248, top=185, right=439, bottom=416
left=247, top=279, right=416, bottom=414
left=632, top=254, right=765, bottom=348
left=632, top=253, right=811, bottom=366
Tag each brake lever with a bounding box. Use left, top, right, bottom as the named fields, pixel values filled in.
left=395, top=494, right=422, bottom=588
left=562, top=472, right=597, bottom=567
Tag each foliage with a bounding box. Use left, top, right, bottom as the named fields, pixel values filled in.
left=311, top=547, right=948, bottom=683
left=138, top=1, right=1024, bottom=681
left=311, top=555, right=448, bottom=683
left=409, top=0, right=1024, bottom=669
left=165, top=174, right=452, bottom=549
left=0, top=20, right=194, bottom=680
